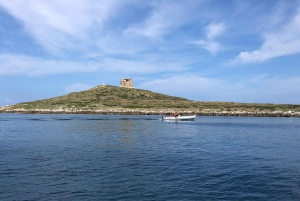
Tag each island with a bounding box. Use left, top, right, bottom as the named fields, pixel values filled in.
left=1, top=79, right=300, bottom=117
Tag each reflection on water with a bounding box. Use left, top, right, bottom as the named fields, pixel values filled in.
left=120, top=120, right=134, bottom=145
left=121, top=119, right=134, bottom=134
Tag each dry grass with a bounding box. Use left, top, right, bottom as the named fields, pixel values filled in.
left=9, top=85, right=300, bottom=112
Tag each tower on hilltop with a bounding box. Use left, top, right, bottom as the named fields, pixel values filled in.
left=120, top=78, right=134, bottom=88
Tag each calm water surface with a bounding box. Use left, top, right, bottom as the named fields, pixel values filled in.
left=0, top=114, right=300, bottom=200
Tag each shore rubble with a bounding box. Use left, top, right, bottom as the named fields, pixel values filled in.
left=1, top=106, right=300, bottom=117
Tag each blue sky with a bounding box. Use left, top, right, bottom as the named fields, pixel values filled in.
left=1, top=0, right=300, bottom=106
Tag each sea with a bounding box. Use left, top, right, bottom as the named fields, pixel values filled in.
left=0, top=113, right=300, bottom=201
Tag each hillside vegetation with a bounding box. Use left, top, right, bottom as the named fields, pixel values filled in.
left=2, top=85, right=300, bottom=115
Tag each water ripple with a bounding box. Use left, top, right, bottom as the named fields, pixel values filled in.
left=0, top=114, right=300, bottom=200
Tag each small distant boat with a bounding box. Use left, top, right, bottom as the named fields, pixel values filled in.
left=162, top=115, right=196, bottom=121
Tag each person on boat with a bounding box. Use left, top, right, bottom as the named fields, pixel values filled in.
left=174, top=111, right=179, bottom=118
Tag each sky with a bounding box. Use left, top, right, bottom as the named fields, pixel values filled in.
left=1, top=0, right=300, bottom=106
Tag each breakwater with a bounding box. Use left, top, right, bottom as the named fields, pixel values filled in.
left=1, top=107, right=300, bottom=117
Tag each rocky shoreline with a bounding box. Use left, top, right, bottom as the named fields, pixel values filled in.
left=1, top=107, right=300, bottom=117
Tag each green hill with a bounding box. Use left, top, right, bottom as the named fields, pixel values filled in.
left=2, top=85, right=300, bottom=116
left=10, top=85, right=196, bottom=110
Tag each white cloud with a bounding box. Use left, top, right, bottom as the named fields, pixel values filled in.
left=139, top=74, right=236, bottom=101
left=0, top=54, right=188, bottom=76
left=139, top=74, right=300, bottom=104
left=206, top=22, right=226, bottom=40
left=0, top=0, right=205, bottom=58
left=0, top=54, right=100, bottom=76
left=229, top=8, right=300, bottom=64
left=124, top=1, right=202, bottom=39
left=64, top=83, right=92, bottom=93
left=251, top=76, right=300, bottom=95
left=192, top=22, right=225, bottom=54
left=0, top=0, right=121, bottom=54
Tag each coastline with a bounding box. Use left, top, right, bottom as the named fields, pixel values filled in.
left=1, top=108, right=300, bottom=117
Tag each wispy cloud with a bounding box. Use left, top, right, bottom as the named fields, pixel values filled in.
left=0, top=54, right=188, bottom=76
left=192, top=22, right=225, bottom=54
left=0, top=54, right=100, bottom=76
left=124, top=0, right=202, bottom=39
left=0, top=0, right=121, bottom=54
left=139, top=74, right=234, bottom=101
left=139, top=74, right=300, bottom=104
left=228, top=7, right=300, bottom=65
left=247, top=75, right=300, bottom=103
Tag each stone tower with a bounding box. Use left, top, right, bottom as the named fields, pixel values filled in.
left=120, top=78, right=134, bottom=88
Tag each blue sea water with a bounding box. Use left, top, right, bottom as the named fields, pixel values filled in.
left=0, top=113, right=300, bottom=201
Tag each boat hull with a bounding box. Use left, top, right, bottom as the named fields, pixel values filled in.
left=162, top=115, right=196, bottom=121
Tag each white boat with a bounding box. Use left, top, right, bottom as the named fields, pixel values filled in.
left=162, top=115, right=196, bottom=121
